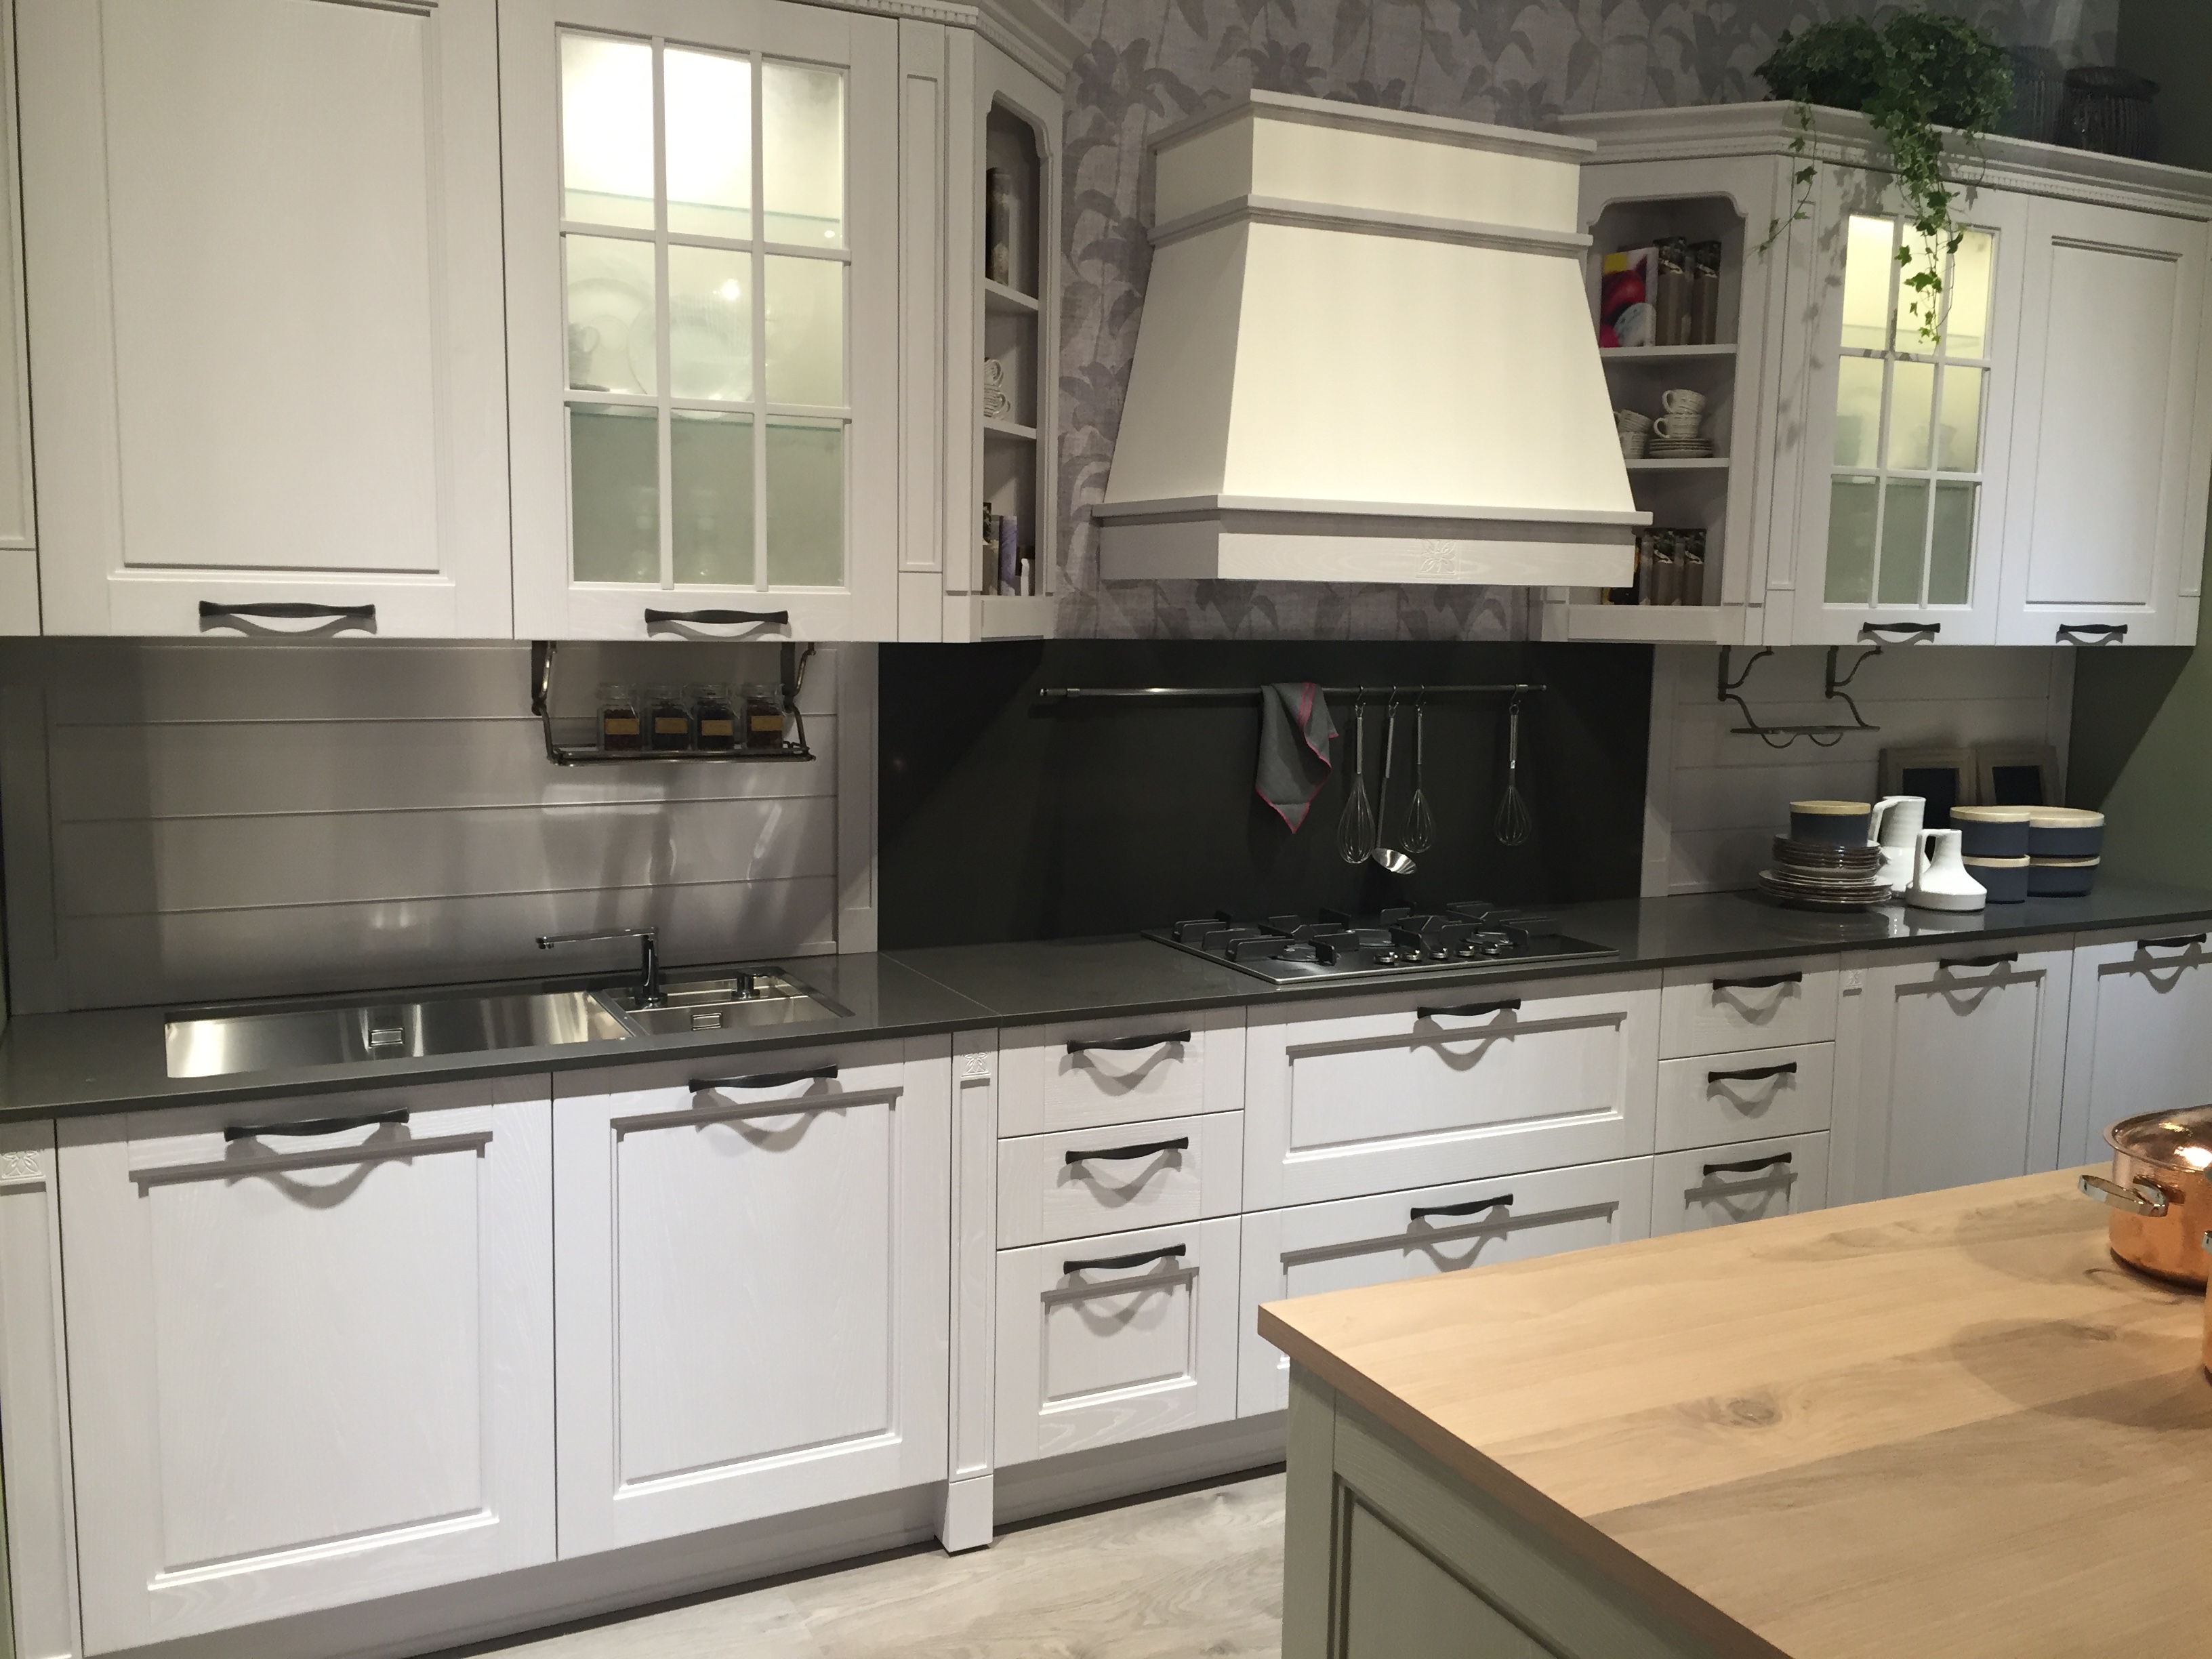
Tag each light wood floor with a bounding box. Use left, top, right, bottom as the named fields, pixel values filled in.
left=476, top=1473, right=1285, bottom=1658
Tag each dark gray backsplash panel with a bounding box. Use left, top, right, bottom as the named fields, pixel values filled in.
left=878, top=640, right=1651, bottom=948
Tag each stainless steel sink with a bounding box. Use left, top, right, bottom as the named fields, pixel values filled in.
left=165, top=989, right=634, bottom=1079
left=603, top=970, right=846, bottom=1037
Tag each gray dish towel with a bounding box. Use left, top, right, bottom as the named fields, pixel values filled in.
left=1256, top=682, right=1337, bottom=831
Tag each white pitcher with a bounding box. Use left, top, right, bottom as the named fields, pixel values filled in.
left=1869, top=796, right=1925, bottom=893
left=1907, top=827, right=1987, bottom=912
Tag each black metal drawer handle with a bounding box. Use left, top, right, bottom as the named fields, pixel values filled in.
left=1713, top=972, right=1802, bottom=991
left=690, top=1064, right=838, bottom=1092
left=2057, top=623, right=2127, bottom=644
left=1708, top=1062, right=1799, bottom=1084
left=1417, top=999, right=1520, bottom=1020
left=1063, top=1245, right=1185, bottom=1275
left=1067, top=1029, right=1191, bottom=1055
left=1066, top=1136, right=1189, bottom=1167
left=1410, top=1193, right=1513, bottom=1222
left=199, top=601, right=375, bottom=621
left=1859, top=621, right=1939, bottom=642
left=644, top=607, right=790, bottom=626
left=1704, top=1152, right=1794, bottom=1176
left=224, top=1109, right=408, bottom=1143
left=2139, top=934, right=2207, bottom=951
left=1939, top=954, right=2018, bottom=970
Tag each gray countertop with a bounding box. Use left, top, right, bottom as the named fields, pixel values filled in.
left=6, top=882, right=2209, bottom=1124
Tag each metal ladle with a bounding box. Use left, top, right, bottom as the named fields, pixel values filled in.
left=1371, top=693, right=1416, bottom=875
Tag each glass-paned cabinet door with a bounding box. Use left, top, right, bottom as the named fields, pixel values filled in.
left=504, top=0, right=898, bottom=640
left=1790, top=171, right=2030, bottom=645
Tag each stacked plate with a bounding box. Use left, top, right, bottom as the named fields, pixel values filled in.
left=1758, top=836, right=1890, bottom=910
left=1648, top=438, right=1715, bottom=459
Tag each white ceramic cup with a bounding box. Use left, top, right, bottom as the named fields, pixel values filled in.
left=1662, top=388, right=1707, bottom=419
left=1652, top=414, right=1702, bottom=440
left=1614, top=408, right=1653, bottom=435
left=1619, top=429, right=1649, bottom=459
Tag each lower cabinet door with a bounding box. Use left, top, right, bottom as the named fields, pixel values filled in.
left=1236, top=1158, right=1653, bottom=1418
left=994, top=1216, right=1240, bottom=1466
left=554, top=1040, right=951, bottom=1555
left=58, top=1080, right=556, bottom=1653
left=1649, top=1132, right=1830, bottom=1236
left=2062, top=930, right=2212, bottom=1166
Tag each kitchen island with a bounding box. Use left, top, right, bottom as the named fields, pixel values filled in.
left=1261, top=1168, right=2212, bottom=1658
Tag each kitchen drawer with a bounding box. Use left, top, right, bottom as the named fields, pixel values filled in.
left=1655, top=1042, right=1834, bottom=1153
left=999, top=1007, right=1244, bottom=1137
left=1649, top=1132, right=1828, bottom=1235
left=1244, top=972, right=1659, bottom=1210
left=994, top=1216, right=1240, bottom=1467
left=1659, top=957, right=1839, bottom=1058
left=1236, top=1157, right=1653, bottom=1417
left=997, top=1112, right=1244, bottom=1249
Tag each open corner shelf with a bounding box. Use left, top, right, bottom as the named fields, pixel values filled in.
left=1557, top=603, right=1734, bottom=643
left=1601, top=344, right=1740, bottom=361
left=983, top=279, right=1040, bottom=315
left=983, top=416, right=1039, bottom=442
left=1627, top=457, right=1732, bottom=472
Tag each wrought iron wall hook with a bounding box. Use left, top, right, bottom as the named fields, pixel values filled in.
left=1715, top=644, right=1881, bottom=750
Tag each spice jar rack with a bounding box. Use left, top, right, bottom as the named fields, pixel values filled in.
left=529, top=640, right=816, bottom=766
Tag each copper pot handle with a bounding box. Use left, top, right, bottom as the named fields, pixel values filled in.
left=2079, top=1173, right=2169, bottom=1216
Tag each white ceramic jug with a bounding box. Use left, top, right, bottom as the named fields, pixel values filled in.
left=1908, top=827, right=1987, bottom=912
left=1869, top=796, right=1925, bottom=893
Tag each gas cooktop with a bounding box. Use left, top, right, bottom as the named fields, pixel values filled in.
left=1145, top=903, right=1616, bottom=985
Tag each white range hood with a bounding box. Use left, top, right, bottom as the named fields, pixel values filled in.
left=1096, top=93, right=1644, bottom=588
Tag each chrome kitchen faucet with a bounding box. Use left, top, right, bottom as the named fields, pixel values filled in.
left=537, top=927, right=664, bottom=1008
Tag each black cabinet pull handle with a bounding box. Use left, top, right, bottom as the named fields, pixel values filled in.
left=1939, top=953, right=2018, bottom=970
left=2139, top=934, right=2207, bottom=951
left=199, top=601, right=375, bottom=621
left=1063, top=1245, right=1185, bottom=1275
left=1067, top=1029, right=1190, bottom=1054
left=691, top=1064, right=838, bottom=1091
left=1708, top=1061, right=1799, bottom=1084
left=1713, top=972, right=1802, bottom=991
left=1410, top=1193, right=1513, bottom=1222
left=1704, top=1152, right=1794, bottom=1176
left=225, top=1109, right=408, bottom=1143
left=1065, top=1136, right=1189, bottom=1167
left=644, top=607, right=790, bottom=627
left=2057, top=623, right=2127, bottom=644
left=1416, top=999, right=1520, bottom=1020
left=1859, top=621, right=1939, bottom=642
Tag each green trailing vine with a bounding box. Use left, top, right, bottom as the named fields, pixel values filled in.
left=1754, top=13, right=2013, bottom=344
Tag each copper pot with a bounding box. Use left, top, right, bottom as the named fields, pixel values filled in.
left=2080, top=1106, right=2212, bottom=1287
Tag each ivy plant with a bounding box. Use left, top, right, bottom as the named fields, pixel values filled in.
left=1755, top=12, right=2013, bottom=343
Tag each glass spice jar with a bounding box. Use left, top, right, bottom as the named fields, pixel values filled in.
left=690, top=682, right=738, bottom=752
left=598, top=682, right=642, bottom=752
left=741, top=682, right=787, bottom=752
left=646, top=684, right=693, bottom=752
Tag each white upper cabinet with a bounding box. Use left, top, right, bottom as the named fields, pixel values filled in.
left=502, top=0, right=900, bottom=642
left=17, top=0, right=512, bottom=637
left=1997, top=198, right=2211, bottom=645
left=0, top=0, right=36, bottom=636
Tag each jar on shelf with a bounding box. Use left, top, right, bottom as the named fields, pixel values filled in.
left=598, top=682, right=642, bottom=752
left=690, top=683, right=738, bottom=752
left=741, top=682, right=787, bottom=752
left=646, top=684, right=693, bottom=752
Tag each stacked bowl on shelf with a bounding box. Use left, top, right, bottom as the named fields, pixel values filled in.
left=1758, top=800, right=1890, bottom=910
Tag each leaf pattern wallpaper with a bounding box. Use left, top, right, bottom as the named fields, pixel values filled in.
left=1050, top=0, right=2115, bottom=639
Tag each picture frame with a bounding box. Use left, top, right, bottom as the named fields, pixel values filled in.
left=1976, top=742, right=2062, bottom=809
left=1881, top=746, right=1976, bottom=829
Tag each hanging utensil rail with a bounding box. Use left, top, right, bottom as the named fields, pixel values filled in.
left=1036, top=682, right=1544, bottom=703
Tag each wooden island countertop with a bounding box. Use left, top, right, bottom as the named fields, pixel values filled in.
left=1260, top=1168, right=2212, bottom=1659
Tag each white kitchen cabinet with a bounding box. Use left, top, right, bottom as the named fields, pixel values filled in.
left=2061, top=927, right=2212, bottom=1167
left=998, top=1006, right=1245, bottom=1136
left=1648, top=1131, right=1829, bottom=1236
left=1996, top=199, right=2212, bottom=645
left=1243, top=972, right=1660, bottom=1210
left=56, top=1079, right=555, bottom=1653
left=997, top=1111, right=1244, bottom=1248
left=0, top=1121, right=79, bottom=1659
left=1851, top=939, right=2072, bottom=1204
left=1658, top=956, right=1840, bottom=1056
left=1236, top=1158, right=1652, bottom=1418
left=994, top=1216, right=1241, bottom=1467
left=1654, top=1042, right=1834, bottom=1153
left=503, top=0, right=901, bottom=642
left=18, top=0, right=512, bottom=637
left=0, top=0, right=37, bottom=636
left=553, top=1040, right=950, bottom=1555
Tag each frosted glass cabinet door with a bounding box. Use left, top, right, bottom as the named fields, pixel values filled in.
left=1996, top=199, right=2211, bottom=646
left=1787, top=169, right=2031, bottom=646
left=16, top=0, right=512, bottom=636
left=504, top=0, right=901, bottom=641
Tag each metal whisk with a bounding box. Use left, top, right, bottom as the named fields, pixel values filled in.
left=1403, top=695, right=1434, bottom=855
left=1493, top=691, right=1532, bottom=848
left=1336, top=691, right=1377, bottom=864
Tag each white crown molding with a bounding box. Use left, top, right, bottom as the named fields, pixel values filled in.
left=976, top=0, right=1081, bottom=84
left=1154, top=89, right=1597, bottom=161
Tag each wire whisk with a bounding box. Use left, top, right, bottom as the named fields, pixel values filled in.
left=1403, top=695, right=1434, bottom=855
left=1493, top=691, right=1532, bottom=848
left=1336, top=691, right=1377, bottom=864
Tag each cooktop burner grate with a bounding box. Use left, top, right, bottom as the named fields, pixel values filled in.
left=1145, top=902, right=1615, bottom=985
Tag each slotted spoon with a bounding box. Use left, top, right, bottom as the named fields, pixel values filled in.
left=1494, top=691, right=1532, bottom=848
